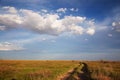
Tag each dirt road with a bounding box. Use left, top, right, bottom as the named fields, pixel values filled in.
left=59, top=62, right=92, bottom=80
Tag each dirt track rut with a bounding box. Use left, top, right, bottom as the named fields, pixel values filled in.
left=59, top=62, right=92, bottom=80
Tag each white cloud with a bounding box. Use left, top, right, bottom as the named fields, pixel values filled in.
left=86, top=28, right=95, bottom=35
left=2, top=6, right=17, bottom=14
left=0, top=14, right=23, bottom=28
left=41, top=9, right=47, bottom=13
left=56, top=8, right=67, bottom=13
left=108, top=34, right=112, bottom=37
left=112, top=21, right=120, bottom=32
left=96, top=26, right=108, bottom=31
left=42, top=38, right=46, bottom=41
left=0, top=25, right=6, bottom=30
left=94, top=16, right=115, bottom=32
left=21, top=9, right=63, bottom=35
left=70, top=8, right=78, bottom=12
left=112, top=22, right=116, bottom=26
left=88, top=19, right=95, bottom=27
left=0, top=42, right=24, bottom=51
left=62, top=16, right=86, bottom=25
left=68, top=24, right=84, bottom=35
left=70, top=8, right=74, bottom=11
left=0, top=6, right=96, bottom=36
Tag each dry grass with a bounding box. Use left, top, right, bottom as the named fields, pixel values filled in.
left=85, top=61, right=120, bottom=80
left=0, top=60, right=120, bottom=80
left=0, top=60, right=79, bottom=80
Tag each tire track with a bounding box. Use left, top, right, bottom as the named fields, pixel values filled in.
left=59, top=62, right=92, bottom=80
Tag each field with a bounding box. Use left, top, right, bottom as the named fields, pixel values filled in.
left=0, top=60, right=79, bottom=80
left=0, top=60, right=120, bottom=80
left=86, top=61, right=120, bottom=80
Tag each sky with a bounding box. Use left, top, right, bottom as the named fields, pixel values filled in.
left=0, top=0, right=120, bottom=60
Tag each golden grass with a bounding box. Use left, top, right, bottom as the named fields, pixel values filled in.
left=0, top=60, right=79, bottom=80
left=0, top=60, right=120, bottom=80
left=85, top=61, right=120, bottom=80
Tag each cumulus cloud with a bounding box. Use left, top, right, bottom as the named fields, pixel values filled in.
left=86, top=28, right=95, bottom=35
left=2, top=6, right=17, bottom=14
left=112, top=21, right=120, bottom=32
left=0, top=14, right=22, bottom=28
left=70, top=8, right=78, bottom=12
left=112, top=22, right=116, bottom=26
left=56, top=8, right=67, bottom=13
left=62, top=16, right=86, bottom=25
left=0, top=6, right=96, bottom=36
left=70, top=8, right=74, bottom=11
left=0, top=42, right=24, bottom=51
left=41, top=9, right=47, bottom=13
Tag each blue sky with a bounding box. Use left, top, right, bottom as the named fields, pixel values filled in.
left=0, top=0, right=120, bottom=60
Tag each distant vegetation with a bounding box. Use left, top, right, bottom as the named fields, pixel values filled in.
left=0, top=60, right=120, bottom=80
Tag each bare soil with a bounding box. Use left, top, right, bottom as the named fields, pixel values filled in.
left=59, top=63, right=92, bottom=80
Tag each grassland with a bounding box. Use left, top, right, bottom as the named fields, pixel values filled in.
left=86, top=61, right=120, bottom=80
left=0, top=60, right=120, bottom=80
left=0, top=60, right=79, bottom=80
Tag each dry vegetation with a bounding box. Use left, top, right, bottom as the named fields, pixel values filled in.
left=85, top=61, right=120, bottom=80
left=0, top=60, right=120, bottom=80
left=0, top=60, right=79, bottom=80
